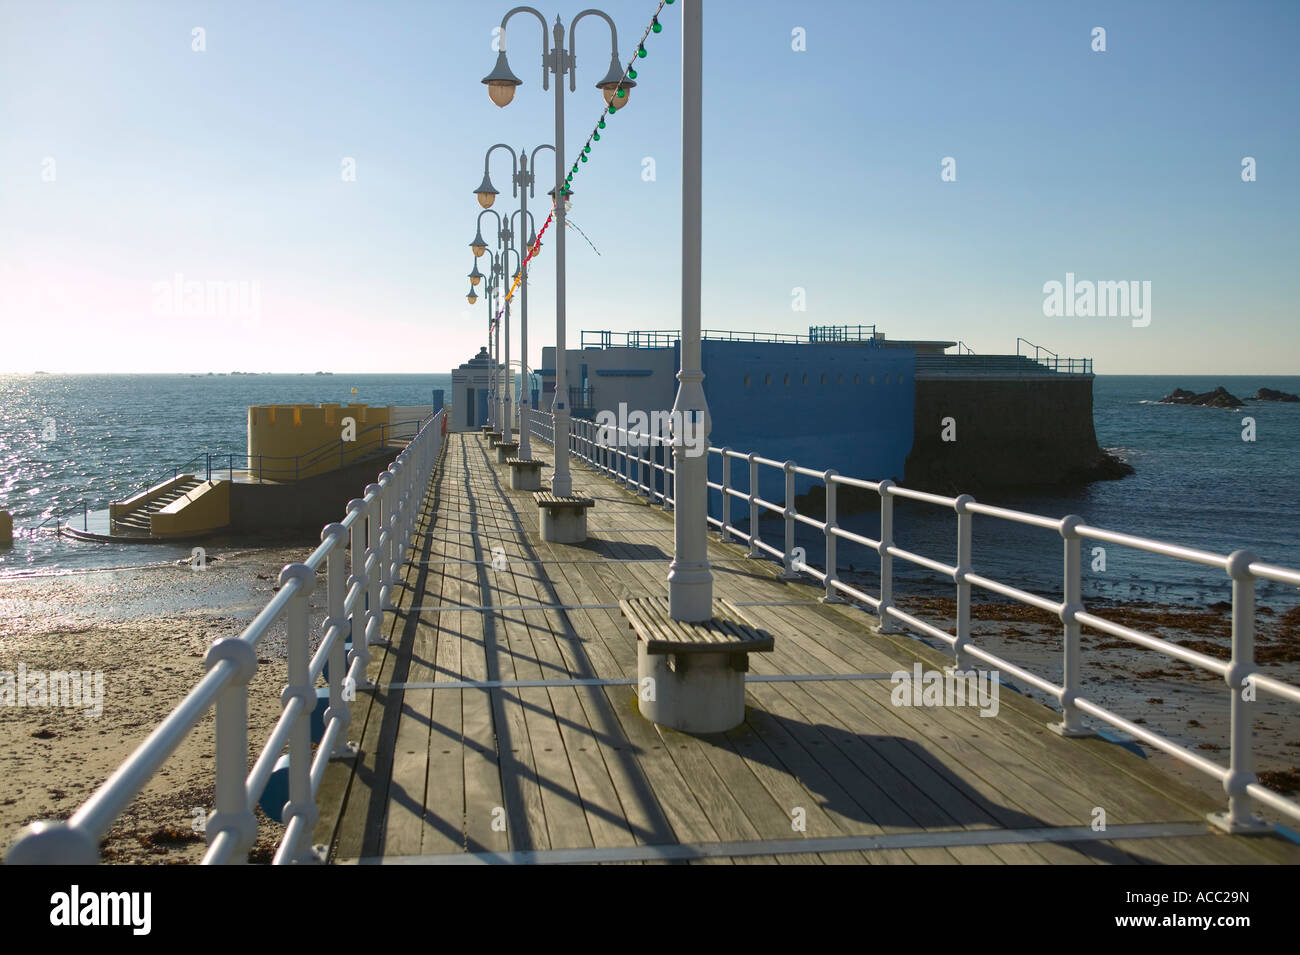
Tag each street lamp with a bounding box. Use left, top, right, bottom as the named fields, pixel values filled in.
left=468, top=208, right=508, bottom=429
left=483, top=6, right=631, bottom=507
left=466, top=287, right=478, bottom=305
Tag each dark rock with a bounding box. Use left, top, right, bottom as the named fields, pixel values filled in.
left=1252, top=387, right=1300, bottom=402
left=1158, top=386, right=1243, bottom=408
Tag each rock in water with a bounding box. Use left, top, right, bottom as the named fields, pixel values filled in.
left=1158, top=386, right=1243, bottom=408
left=1252, top=387, right=1300, bottom=402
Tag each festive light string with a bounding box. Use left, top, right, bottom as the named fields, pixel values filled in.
left=488, top=0, right=673, bottom=328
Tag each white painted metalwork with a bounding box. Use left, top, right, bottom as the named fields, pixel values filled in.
left=526, top=407, right=1300, bottom=833
left=5, top=411, right=447, bottom=865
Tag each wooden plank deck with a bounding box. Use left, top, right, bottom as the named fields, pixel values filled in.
left=316, top=433, right=1300, bottom=865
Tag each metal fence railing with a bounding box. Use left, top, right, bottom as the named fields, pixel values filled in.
left=526, top=408, right=1300, bottom=835
left=6, top=410, right=446, bottom=864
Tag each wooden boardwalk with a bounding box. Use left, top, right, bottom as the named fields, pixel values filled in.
left=316, top=433, right=1300, bottom=864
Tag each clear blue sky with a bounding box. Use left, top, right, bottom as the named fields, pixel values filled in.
left=1, top=0, right=1296, bottom=374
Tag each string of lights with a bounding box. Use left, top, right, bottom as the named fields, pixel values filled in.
left=489, top=0, right=673, bottom=327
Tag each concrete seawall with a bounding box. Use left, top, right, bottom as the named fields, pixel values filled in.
left=904, top=376, right=1129, bottom=492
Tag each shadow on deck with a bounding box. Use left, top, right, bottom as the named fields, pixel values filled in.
left=313, top=434, right=1300, bottom=865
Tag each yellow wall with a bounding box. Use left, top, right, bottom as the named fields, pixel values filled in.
left=247, top=403, right=392, bottom=480
left=151, top=480, right=230, bottom=538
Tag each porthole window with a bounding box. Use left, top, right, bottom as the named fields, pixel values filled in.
left=764, top=373, right=771, bottom=387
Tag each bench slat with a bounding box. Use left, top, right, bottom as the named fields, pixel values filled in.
left=619, top=596, right=774, bottom=654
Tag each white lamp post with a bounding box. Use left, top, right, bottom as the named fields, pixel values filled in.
left=483, top=6, right=633, bottom=499
left=667, top=0, right=712, bottom=621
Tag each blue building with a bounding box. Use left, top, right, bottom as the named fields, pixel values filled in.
left=540, top=326, right=918, bottom=524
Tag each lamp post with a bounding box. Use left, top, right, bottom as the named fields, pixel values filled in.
left=482, top=6, right=633, bottom=498
left=667, top=0, right=712, bottom=621
left=474, top=144, right=553, bottom=461
left=468, top=209, right=509, bottom=431
left=467, top=223, right=502, bottom=429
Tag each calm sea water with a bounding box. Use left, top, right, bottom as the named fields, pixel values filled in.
left=0, top=373, right=451, bottom=576
left=2, top=373, right=1298, bottom=608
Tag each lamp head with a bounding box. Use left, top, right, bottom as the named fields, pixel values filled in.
left=469, top=226, right=488, bottom=257
left=482, top=51, right=522, bottom=108
left=474, top=171, right=498, bottom=209
left=466, top=287, right=478, bottom=305
left=596, top=52, right=634, bottom=108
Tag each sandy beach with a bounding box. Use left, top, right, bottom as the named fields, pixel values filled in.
left=0, top=542, right=326, bottom=863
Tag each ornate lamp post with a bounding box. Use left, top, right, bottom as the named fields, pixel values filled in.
left=482, top=5, right=633, bottom=500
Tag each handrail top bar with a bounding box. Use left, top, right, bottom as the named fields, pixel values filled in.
left=887, top=485, right=958, bottom=507
left=965, top=502, right=1064, bottom=531
left=1075, top=524, right=1228, bottom=569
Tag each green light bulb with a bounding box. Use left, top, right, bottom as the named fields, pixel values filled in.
left=652, top=17, right=662, bottom=33
left=580, top=154, right=587, bottom=162
left=583, top=144, right=590, bottom=153
left=593, top=132, right=600, bottom=141
left=617, top=88, right=626, bottom=99
left=637, top=44, right=646, bottom=58
left=598, top=118, right=606, bottom=128
left=628, top=68, right=637, bottom=79
left=608, top=103, right=617, bottom=113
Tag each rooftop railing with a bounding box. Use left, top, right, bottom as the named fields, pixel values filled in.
left=527, top=408, right=1300, bottom=835
left=579, top=326, right=878, bottom=350
left=6, top=410, right=446, bottom=864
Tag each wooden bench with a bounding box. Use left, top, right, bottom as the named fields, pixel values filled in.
left=534, top=491, right=594, bottom=512
left=620, top=596, right=774, bottom=672
left=493, top=440, right=519, bottom=463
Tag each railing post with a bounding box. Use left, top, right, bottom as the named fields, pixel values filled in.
left=780, top=460, right=799, bottom=579
left=661, top=435, right=674, bottom=511
left=206, top=453, right=211, bottom=483
left=363, top=484, right=388, bottom=653
left=278, top=562, right=319, bottom=862
left=877, top=479, right=898, bottom=632
left=719, top=449, right=732, bottom=542
left=747, top=452, right=760, bottom=557
left=204, top=636, right=259, bottom=861
left=953, top=495, right=974, bottom=670
left=322, top=523, right=357, bottom=759
left=1210, top=550, right=1269, bottom=833
left=1053, top=516, right=1091, bottom=736
left=822, top=470, right=842, bottom=602
left=375, top=473, right=394, bottom=612
left=345, top=498, right=371, bottom=686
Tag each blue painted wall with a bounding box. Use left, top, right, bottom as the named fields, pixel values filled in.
left=699, top=341, right=915, bottom=524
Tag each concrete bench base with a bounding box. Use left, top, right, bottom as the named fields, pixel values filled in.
left=621, top=596, right=774, bottom=733
left=535, top=492, right=594, bottom=544
left=487, top=431, right=502, bottom=444
left=507, top=458, right=545, bottom=491
left=494, top=441, right=519, bottom=464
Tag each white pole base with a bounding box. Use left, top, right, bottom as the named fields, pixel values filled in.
left=637, top=643, right=745, bottom=733
left=668, top=561, right=713, bottom=622
left=539, top=505, right=587, bottom=544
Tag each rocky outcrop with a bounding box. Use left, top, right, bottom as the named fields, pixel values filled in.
left=1253, top=387, right=1300, bottom=402
left=1158, top=386, right=1243, bottom=408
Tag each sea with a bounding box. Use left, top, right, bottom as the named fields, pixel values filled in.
left=2, top=372, right=1298, bottom=610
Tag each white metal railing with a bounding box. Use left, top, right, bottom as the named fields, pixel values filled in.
left=6, top=410, right=447, bottom=864
left=526, top=408, right=1300, bottom=833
